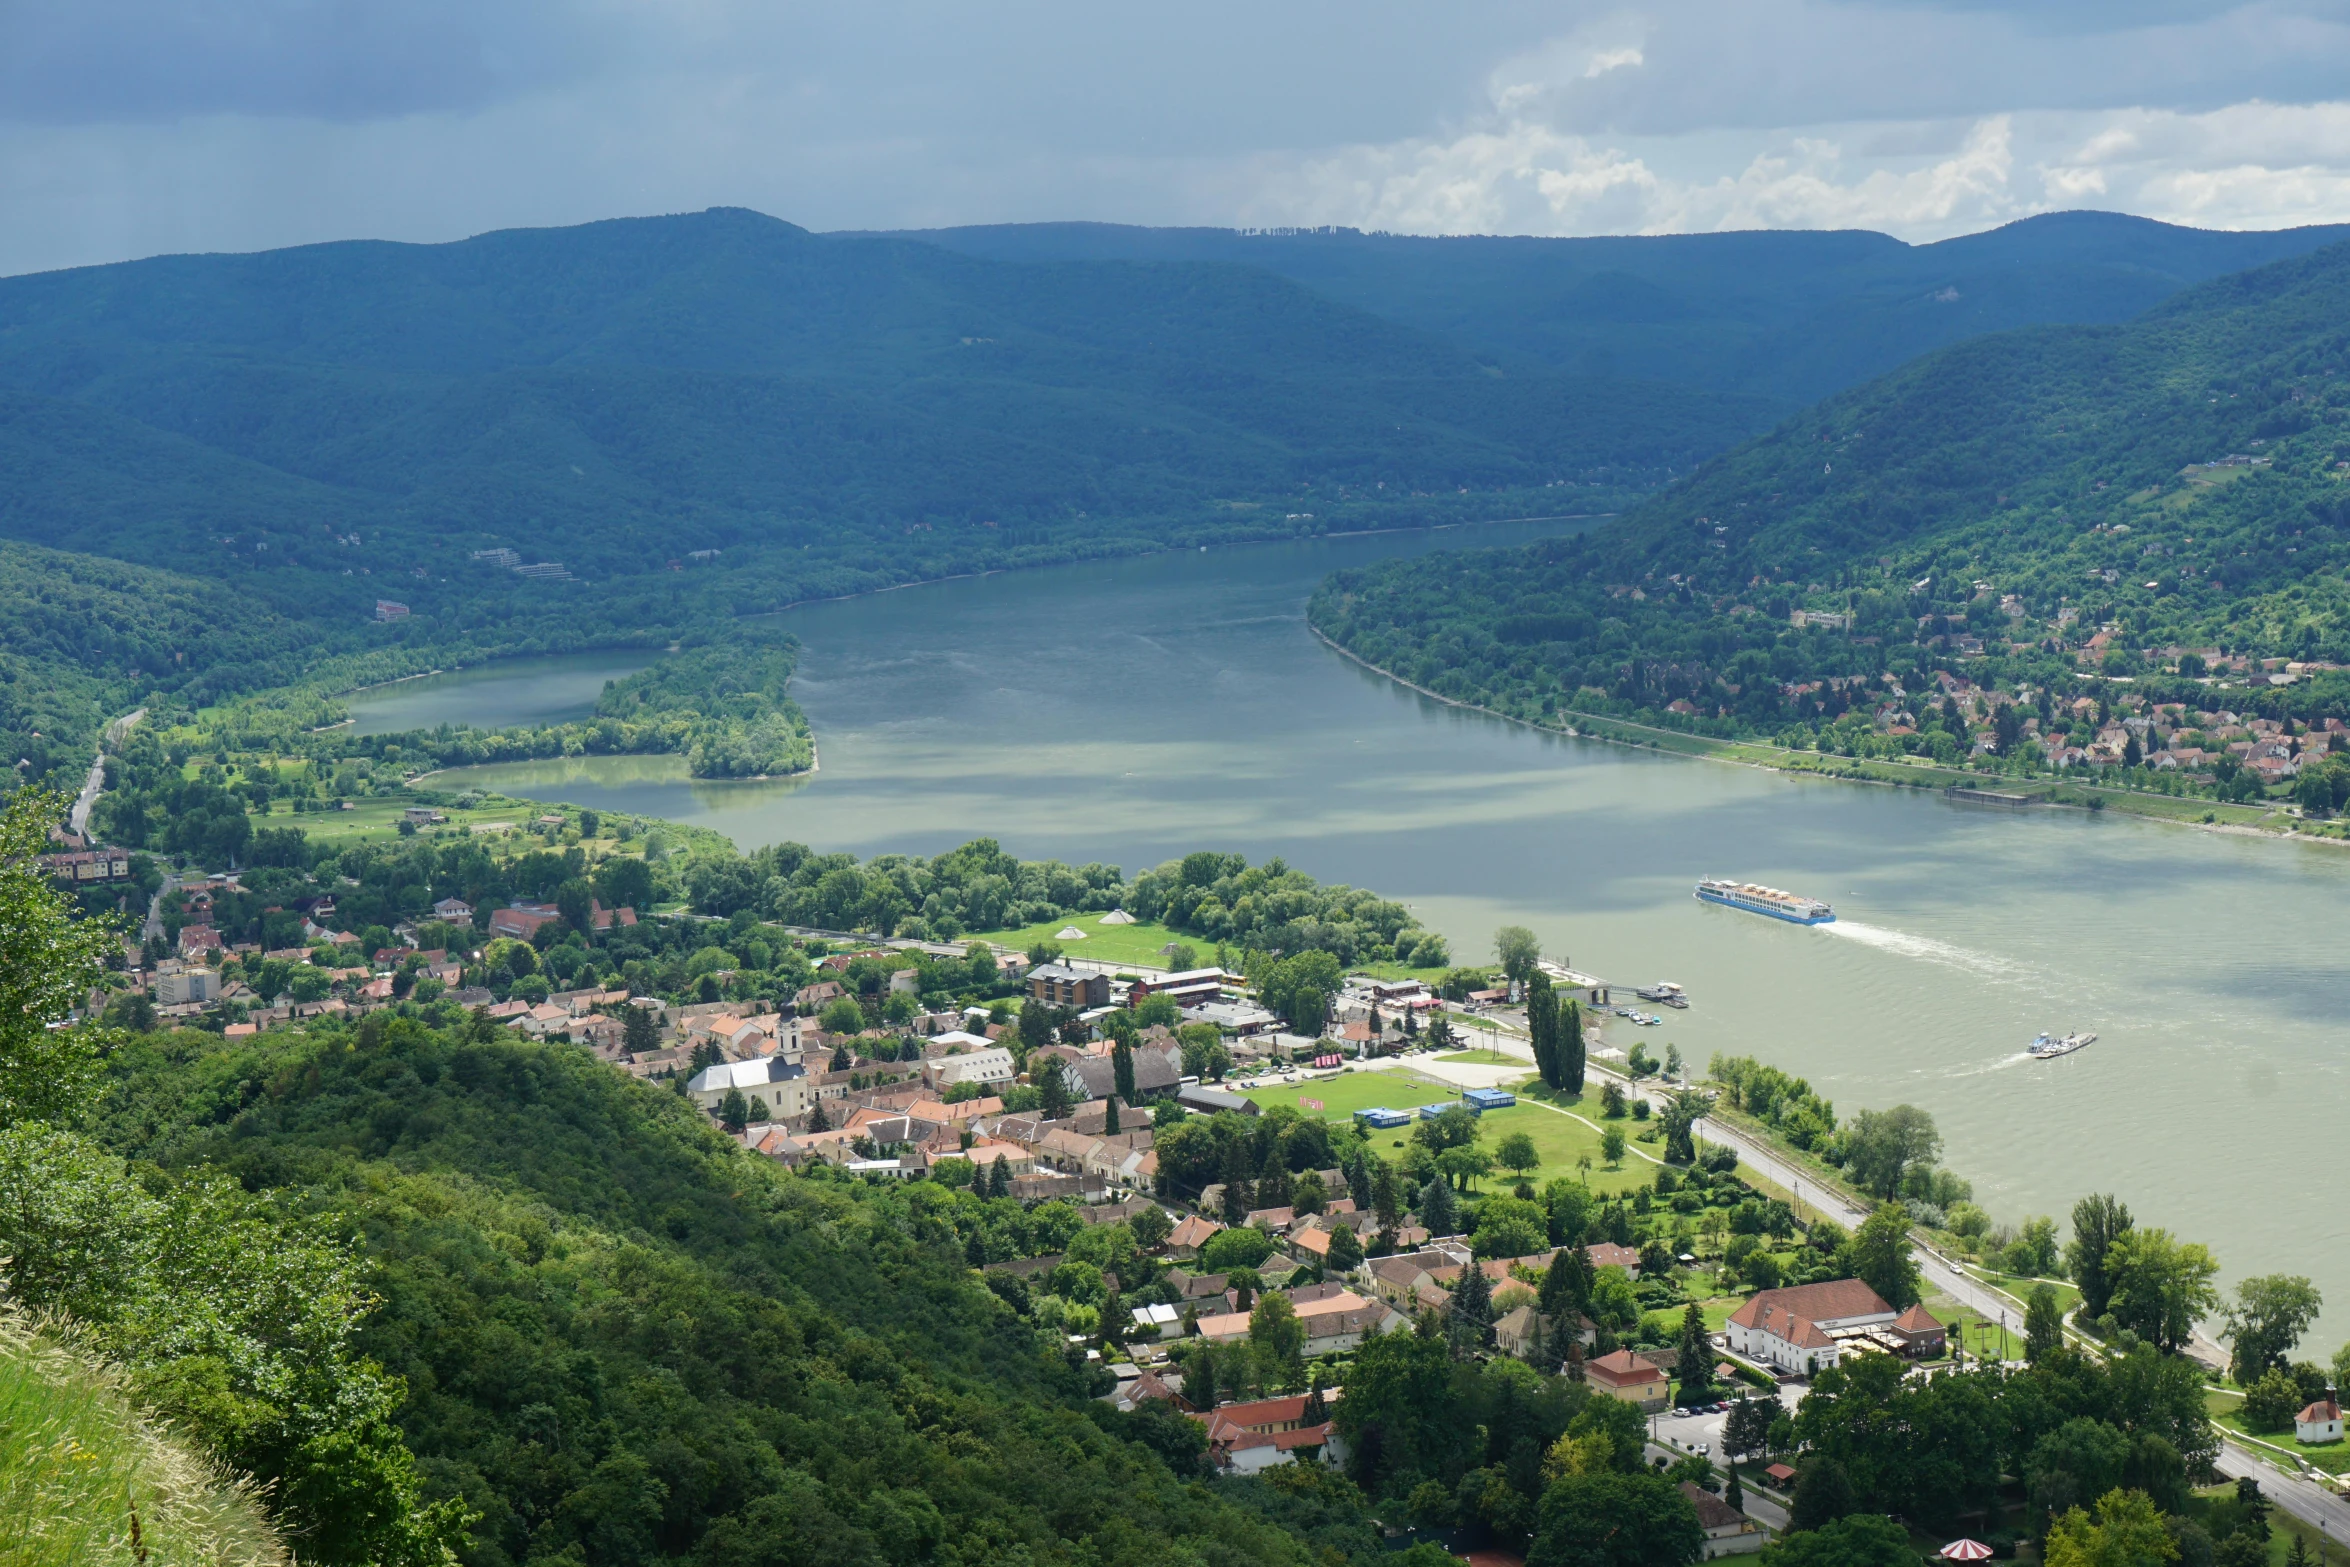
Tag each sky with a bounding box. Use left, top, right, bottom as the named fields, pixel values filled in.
left=7, top=0, right=2350, bottom=275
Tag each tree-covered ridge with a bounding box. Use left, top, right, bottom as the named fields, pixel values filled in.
left=0, top=207, right=1726, bottom=635
left=903, top=209, right=2350, bottom=405
left=0, top=538, right=320, bottom=780
left=95, top=1017, right=1342, bottom=1567
left=1310, top=237, right=2350, bottom=760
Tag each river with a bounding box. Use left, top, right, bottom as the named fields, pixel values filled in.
left=365, top=521, right=2350, bottom=1338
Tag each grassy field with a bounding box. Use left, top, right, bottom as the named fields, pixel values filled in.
left=243, top=789, right=739, bottom=860
left=1435, top=1047, right=1523, bottom=1066
left=2205, top=1388, right=2350, bottom=1475
left=1242, top=1071, right=1654, bottom=1198
left=1959, top=1264, right=2081, bottom=1318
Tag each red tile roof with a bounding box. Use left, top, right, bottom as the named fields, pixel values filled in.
left=2301, top=1400, right=2342, bottom=1424
left=1585, top=1349, right=1666, bottom=1389
left=1728, top=1279, right=1893, bottom=1331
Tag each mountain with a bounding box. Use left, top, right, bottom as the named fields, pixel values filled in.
left=0, top=208, right=1777, bottom=627
left=0, top=538, right=313, bottom=776
left=887, top=211, right=2350, bottom=406
left=1309, top=236, right=2350, bottom=743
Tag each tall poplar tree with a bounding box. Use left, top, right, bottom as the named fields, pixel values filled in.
left=1561, top=998, right=1587, bottom=1094
left=1526, top=973, right=1559, bottom=1088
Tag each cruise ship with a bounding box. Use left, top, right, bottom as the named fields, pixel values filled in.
left=1693, top=879, right=1836, bottom=925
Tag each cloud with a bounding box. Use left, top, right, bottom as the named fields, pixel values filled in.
left=4, top=0, right=2350, bottom=274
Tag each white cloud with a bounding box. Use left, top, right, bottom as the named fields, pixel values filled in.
left=5, top=1, right=2350, bottom=272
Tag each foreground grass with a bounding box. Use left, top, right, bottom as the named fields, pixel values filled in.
left=0, top=1315, right=286, bottom=1567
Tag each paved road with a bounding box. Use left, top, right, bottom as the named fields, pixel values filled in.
left=67, top=708, right=142, bottom=837
left=2215, top=1445, right=2350, bottom=1539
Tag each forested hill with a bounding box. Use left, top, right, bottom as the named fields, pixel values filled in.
left=882, top=210, right=2350, bottom=406
left=0, top=539, right=313, bottom=779
left=0, top=206, right=1772, bottom=621
left=1310, top=235, right=2350, bottom=743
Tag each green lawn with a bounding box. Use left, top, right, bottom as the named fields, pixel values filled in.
left=1959, top=1264, right=2080, bottom=1318
left=252, top=793, right=557, bottom=848
left=2207, top=1390, right=2350, bottom=1474
left=1243, top=1074, right=1652, bottom=1198
left=977, top=915, right=1217, bottom=971
left=1435, top=1047, right=1522, bottom=1066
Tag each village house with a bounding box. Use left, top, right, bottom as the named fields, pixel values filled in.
left=1584, top=1349, right=1670, bottom=1412
left=1164, top=1214, right=1223, bottom=1258
left=1192, top=1291, right=1400, bottom=1356
left=1682, top=1481, right=1767, bottom=1557
left=1725, top=1279, right=1901, bottom=1375
left=1194, top=1393, right=1347, bottom=1476
left=2298, top=1400, right=2345, bottom=1445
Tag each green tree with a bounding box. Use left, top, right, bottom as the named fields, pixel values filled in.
left=1840, top=1105, right=1940, bottom=1200
left=2223, top=1275, right=2324, bottom=1386
left=2105, top=1228, right=2220, bottom=1353
left=1787, top=1456, right=1856, bottom=1532
left=1675, top=1302, right=1714, bottom=1404
left=1527, top=973, right=1560, bottom=1088
left=1760, top=1514, right=1923, bottom=1567
left=1659, top=1089, right=1709, bottom=1165
left=0, top=787, right=118, bottom=1129
left=1330, top=1322, right=1454, bottom=1492
left=719, top=1086, right=748, bottom=1133
left=1450, top=1259, right=1495, bottom=1350
left=1528, top=1471, right=1703, bottom=1567
left=0, top=1122, right=472, bottom=1565
left=1038, top=1057, right=1074, bottom=1121
left=621, top=1004, right=660, bottom=1054
left=1600, top=1125, right=1627, bottom=1167
left=1560, top=998, right=1586, bottom=1094
left=2068, top=1194, right=2134, bottom=1320
left=2026, top=1283, right=2066, bottom=1363
left=1472, top=1195, right=1549, bottom=1260
left=818, top=996, right=866, bottom=1036
left=1258, top=950, right=1343, bottom=1035
left=1493, top=926, right=1541, bottom=993
left=1722, top=1396, right=1776, bottom=1469
left=2044, top=1489, right=2180, bottom=1567
left=2241, top=1368, right=2303, bottom=1433
left=1326, top=1220, right=1364, bottom=1273
left=1841, top=1204, right=1921, bottom=1312
left=555, top=876, right=595, bottom=936
left=1130, top=1204, right=1172, bottom=1251
left=2026, top=1417, right=2131, bottom=1527
left=1496, top=1130, right=1541, bottom=1182
left=1250, top=1291, right=1305, bottom=1371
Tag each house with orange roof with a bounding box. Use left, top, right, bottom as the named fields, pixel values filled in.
left=1165, top=1215, right=1222, bottom=1258
left=1193, top=1392, right=1347, bottom=1475
left=1584, top=1349, right=1670, bottom=1412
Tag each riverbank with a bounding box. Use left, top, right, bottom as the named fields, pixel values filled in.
left=1310, top=627, right=2333, bottom=847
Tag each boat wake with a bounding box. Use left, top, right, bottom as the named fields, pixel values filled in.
left=1815, top=919, right=2027, bottom=981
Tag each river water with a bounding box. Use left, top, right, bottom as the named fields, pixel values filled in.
left=369, top=522, right=2350, bottom=1338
